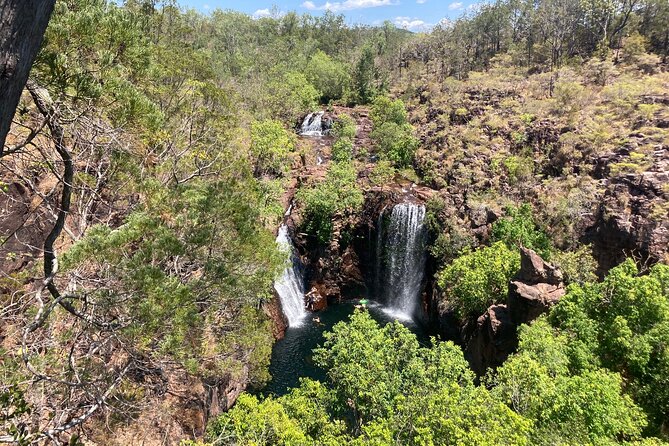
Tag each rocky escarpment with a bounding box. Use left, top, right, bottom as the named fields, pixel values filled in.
left=464, top=247, right=565, bottom=375
left=587, top=141, right=669, bottom=273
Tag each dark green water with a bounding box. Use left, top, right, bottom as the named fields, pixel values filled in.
left=263, top=299, right=429, bottom=396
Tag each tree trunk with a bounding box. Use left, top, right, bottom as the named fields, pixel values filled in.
left=0, top=0, right=56, bottom=155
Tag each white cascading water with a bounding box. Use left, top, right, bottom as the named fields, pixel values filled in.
left=300, top=111, right=325, bottom=136
left=376, top=203, right=427, bottom=320
left=274, top=225, right=307, bottom=327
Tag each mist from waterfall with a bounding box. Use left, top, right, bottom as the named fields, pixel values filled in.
left=274, top=225, right=307, bottom=327
left=376, top=203, right=428, bottom=320
left=300, top=111, right=325, bottom=136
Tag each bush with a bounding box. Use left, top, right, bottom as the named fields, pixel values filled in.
left=368, top=160, right=396, bottom=186
left=370, top=96, right=408, bottom=127
left=438, top=242, right=521, bottom=318
left=369, top=96, right=419, bottom=168
left=331, top=138, right=353, bottom=162
left=250, top=120, right=296, bottom=176
left=371, top=122, right=419, bottom=168
left=331, top=114, right=357, bottom=140
left=297, top=161, right=363, bottom=244
left=502, top=155, right=534, bottom=185
left=305, top=50, right=350, bottom=103
left=551, top=245, right=598, bottom=285
left=491, top=204, right=552, bottom=259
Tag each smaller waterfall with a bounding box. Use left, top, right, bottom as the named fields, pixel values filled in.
left=300, top=112, right=325, bottom=136
left=274, top=225, right=307, bottom=327
left=376, top=203, right=427, bottom=320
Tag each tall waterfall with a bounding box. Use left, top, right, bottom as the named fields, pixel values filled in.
left=300, top=112, right=324, bottom=136
left=274, top=225, right=307, bottom=327
left=376, top=203, right=427, bottom=320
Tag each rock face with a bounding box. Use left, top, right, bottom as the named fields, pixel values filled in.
left=587, top=143, right=669, bottom=272
left=465, top=247, right=565, bottom=374
left=464, top=304, right=517, bottom=375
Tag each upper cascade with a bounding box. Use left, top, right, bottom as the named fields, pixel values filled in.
left=300, top=111, right=325, bottom=137
left=274, top=225, right=308, bottom=327
left=376, top=203, right=428, bottom=320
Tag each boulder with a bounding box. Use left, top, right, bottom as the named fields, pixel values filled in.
left=508, top=281, right=565, bottom=326
left=516, top=246, right=563, bottom=285
left=508, top=247, right=565, bottom=325
left=305, top=285, right=328, bottom=311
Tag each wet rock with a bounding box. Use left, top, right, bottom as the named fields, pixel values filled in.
left=262, top=296, right=287, bottom=340
left=305, top=285, right=328, bottom=312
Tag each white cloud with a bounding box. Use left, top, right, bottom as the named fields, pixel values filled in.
left=253, top=8, right=272, bottom=18
left=394, top=16, right=432, bottom=32
left=448, top=1, right=463, bottom=9
left=302, top=0, right=399, bottom=12
left=416, top=0, right=427, bottom=3
left=203, top=3, right=210, bottom=9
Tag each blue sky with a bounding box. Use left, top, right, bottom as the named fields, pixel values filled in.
left=176, top=0, right=477, bottom=31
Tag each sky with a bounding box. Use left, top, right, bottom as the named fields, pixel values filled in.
left=176, top=0, right=479, bottom=32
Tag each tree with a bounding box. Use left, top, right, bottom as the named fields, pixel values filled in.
left=250, top=120, right=296, bottom=177
left=305, top=50, right=350, bottom=103
left=0, top=0, right=56, bottom=154
left=350, top=45, right=378, bottom=105
left=438, top=242, right=521, bottom=318
left=491, top=204, right=553, bottom=259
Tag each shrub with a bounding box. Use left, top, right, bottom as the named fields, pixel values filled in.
left=491, top=204, right=552, bottom=258
left=368, top=160, right=395, bottom=186
left=331, top=114, right=357, bottom=140
left=370, top=96, right=408, bottom=127
left=297, top=161, right=363, bottom=244
left=372, top=122, right=419, bottom=168
left=551, top=245, right=598, bottom=285
left=438, top=242, right=521, bottom=318
left=331, top=138, right=353, bottom=162
left=502, top=155, right=534, bottom=185
left=250, top=120, right=296, bottom=177
left=305, top=50, right=350, bottom=103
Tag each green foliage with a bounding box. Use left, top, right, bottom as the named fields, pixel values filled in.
left=62, top=176, right=284, bottom=382
left=438, top=242, right=521, bottom=318
left=368, top=160, right=396, bottom=186
left=331, top=114, right=357, bottom=140
left=350, top=45, right=378, bottom=105
left=330, top=114, right=357, bottom=162
left=548, top=260, right=669, bottom=434
left=266, top=71, right=320, bottom=122
left=297, top=161, right=363, bottom=244
left=306, top=50, right=350, bottom=103
left=213, top=312, right=531, bottom=445
left=331, top=138, right=354, bottom=162
left=551, top=245, right=598, bottom=285
left=370, top=96, right=409, bottom=127
left=369, top=96, right=419, bottom=168
left=492, top=318, right=647, bottom=444
left=250, top=120, right=296, bottom=176
left=371, top=122, right=419, bottom=168
left=502, top=155, right=534, bottom=185
left=491, top=204, right=552, bottom=259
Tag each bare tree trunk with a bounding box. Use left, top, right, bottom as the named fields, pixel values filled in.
left=0, top=0, right=56, bottom=155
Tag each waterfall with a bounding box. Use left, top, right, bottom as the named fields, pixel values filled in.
left=274, top=225, right=307, bottom=327
left=300, top=112, right=325, bottom=137
left=376, top=203, right=427, bottom=320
